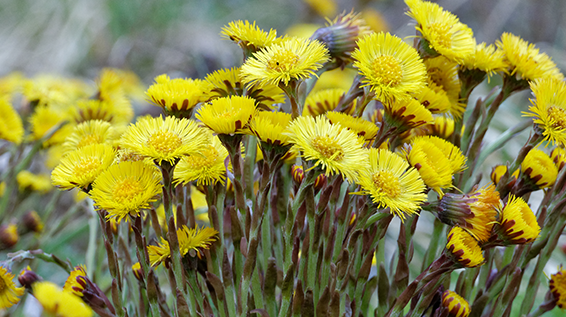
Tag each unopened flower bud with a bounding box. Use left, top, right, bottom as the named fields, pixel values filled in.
left=0, top=224, right=19, bottom=249
left=446, top=227, right=484, bottom=268
left=314, top=174, right=327, bottom=192
left=22, top=210, right=44, bottom=233
left=132, top=262, right=144, bottom=282
left=18, top=266, right=41, bottom=289
left=291, top=165, right=304, bottom=184
left=521, top=148, right=558, bottom=189
left=498, top=195, right=540, bottom=245
left=441, top=290, right=470, bottom=317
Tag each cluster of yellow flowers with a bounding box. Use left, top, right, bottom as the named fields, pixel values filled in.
left=1, top=0, right=566, bottom=316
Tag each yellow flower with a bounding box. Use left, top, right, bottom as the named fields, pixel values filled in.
left=521, top=148, right=558, bottom=188
left=356, top=149, right=427, bottom=221
left=460, top=43, right=507, bottom=77
left=446, top=226, right=484, bottom=268
left=405, top=0, right=475, bottom=62
left=32, top=281, right=93, bottom=317
left=250, top=111, right=293, bottom=146
left=0, top=98, right=24, bottom=144
left=146, top=74, right=210, bottom=117
left=326, top=111, right=378, bottom=140
left=174, top=136, right=230, bottom=186
left=132, top=262, right=144, bottom=281
left=221, top=20, right=279, bottom=55
left=303, top=88, right=351, bottom=116
left=406, top=136, right=459, bottom=194
left=0, top=266, right=24, bottom=309
left=0, top=224, right=19, bottom=249
left=62, top=120, right=115, bottom=154
left=148, top=225, right=218, bottom=266
left=551, top=146, right=566, bottom=170
left=550, top=266, right=566, bottom=309
left=430, top=116, right=455, bottom=139
left=304, top=0, right=337, bottom=17
left=286, top=115, right=368, bottom=182
left=89, top=161, right=163, bottom=222
left=425, top=136, right=467, bottom=173
left=383, top=97, right=433, bottom=132
left=424, top=56, right=465, bottom=118
left=119, top=115, right=209, bottom=165
left=63, top=265, right=88, bottom=297
left=414, top=83, right=452, bottom=115
left=205, top=67, right=285, bottom=110
left=441, top=290, right=470, bottom=317
left=29, top=105, right=73, bottom=147
left=16, top=171, right=52, bottom=193
left=499, top=195, right=541, bottom=244
left=72, top=99, right=129, bottom=125
left=23, top=75, right=89, bottom=108
left=51, top=144, right=115, bottom=191
left=240, top=37, right=329, bottom=87
left=525, top=78, right=566, bottom=146
left=352, top=32, right=427, bottom=102
left=438, top=184, right=500, bottom=242
left=496, top=33, right=564, bottom=82
left=196, top=96, right=256, bottom=135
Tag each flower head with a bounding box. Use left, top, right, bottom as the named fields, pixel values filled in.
left=119, top=115, right=209, bottom=165
left=197, top=96, right=257, bottom=135
left=29, top=105, right=73, bottom=147
left=438, top=184, right=500, bottom=242
left=550, top=266, right=566, bottom=309
left=499, top=195, right=541, bottom=244
left=352, top=32, right=427, bottom=102
left=63, top=266, right=88, bottom=297
left=62, top=120, right=115, bottom=154
left=17, top=171, right=52, bottom=193
left=51, top=144, right=115, bottom=191
left=460, top=43, right=507, bottom=77
left=383, top=97, right=433, bottom=132
left=551, top=146, right=566, bottom=170
left=0, top=224, right=19, bottom=249
left=496, top=33, right=563, bottom=82
left=89, top=161, right=163, bottom=223
left=205, top=67, right=285, bottom=110
left=0, top=266, right=24, bottom=309
left=326, top=111, right=378, bottom=140
left=174, top=136, right=230, bottom=186
left=441, top=290, right=470, bottom=317
left=526, top=78, right=566, bottom=146
left=303, top=88, right=351, bottom=116
left=356, top=149, right=427, bottom=221
left=311, top=10, right=372, bottom=67
left=521, top=148, right=558, bottom=189
left=446, top=226, right=484, bottom=268
left=240, top=37, right=329, bottom=88
left=22, top=210, right=44, bottom=233
left=221, top=20, right=279, bottom=56
left=146, top=74, right=210, bottom=118
left=405, top=0, right=475, bottom=62
left=32, top=281, right=93, bottom=317
left=0, top=98, right=24, bottom=144
left=250, top=111, right=293, bottom=146
left=148, top=225, right=218, bottom=266
left=286, top=115, right=368, bottom=182
left=72, top=99, right=130, bottom=125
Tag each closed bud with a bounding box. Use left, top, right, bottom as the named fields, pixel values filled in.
left=291, top=165, right=304, bottom=184
left=132, top=262, right=144, bottom=282
left=441, top=290, right=470, bottom=317
left=0, top=224, right=19, bottom=249
left=22, top=210, right=44, bottom=233
left=314, top=173, right=327, bottom=191
left=18, top=266, right=41, bottom=289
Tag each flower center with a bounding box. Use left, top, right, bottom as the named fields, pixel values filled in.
left=548, top=106, right=566, bottom=129
left=311, top=135, right=344, bottom=160
left=77, top=134, right=104, bottom=149
left=186, top=146, right=218, bottom=169
left=113, top=177, right=143, bottom=204
left=73, top=158, right=102, bottom=176
left=371, top=55, right=403, bottom=87
left=147, top=130, right=182, bottom=154
left=372, top=171, right=401, bottom=198
left=268, top=50, right=300, bottom=72
left=428, top=22, right=452, bottom=48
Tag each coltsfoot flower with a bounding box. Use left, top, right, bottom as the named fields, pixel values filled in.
left=303, top=88, right=350, bottom=117
left=441, top=290, right=470, bottom=317
left=148, top=225, right=218, bottom=266
left=89, top=161, right=163, bottom=223
left=356, top=148, right=427, bottom=221
left=521, top=148, right=558, bottom=189
left=63, top=266, right=88, bottom=297
left=497, top=33, right=563, bottom=82
left=405, top=0, right=476, bottom=62
left=146, top=74, right=210, bottom=118
left=526, top=78, right=566, bottom=146
left=498, top=195, right=541, bottom=244
left=32, top=281, right=93, bottom=317
left=196, top=95, right=256, bottom=135
left=352, top=32, right=427, bottom=102
left=221, top=20, right=279, bottom=56
left=241, top=37, right=329, bottom=88
left=383, top=97, right=433, bottom=132
left=249, top=111, right=293, bottom=146
left=51, top=144, right=115, bottom=191
left=286, top=115, right=368, bottom=182
left=174, top=136, right=230, bottom=186
left=62, top=120, right=115, bottom=154
left=0, top=266, right=24, bottom=309
left=119, top=115, right=209, bottom=165
left=550, top=266, right=566, bottom=309
left=446, top=226, right=484, bottom=268
left=326, top=111, right=378, bottom=141
left=0, top=98, right=24, bottom=144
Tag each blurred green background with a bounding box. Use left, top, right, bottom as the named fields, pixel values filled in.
left=2, top=0, right=566, bottom=315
